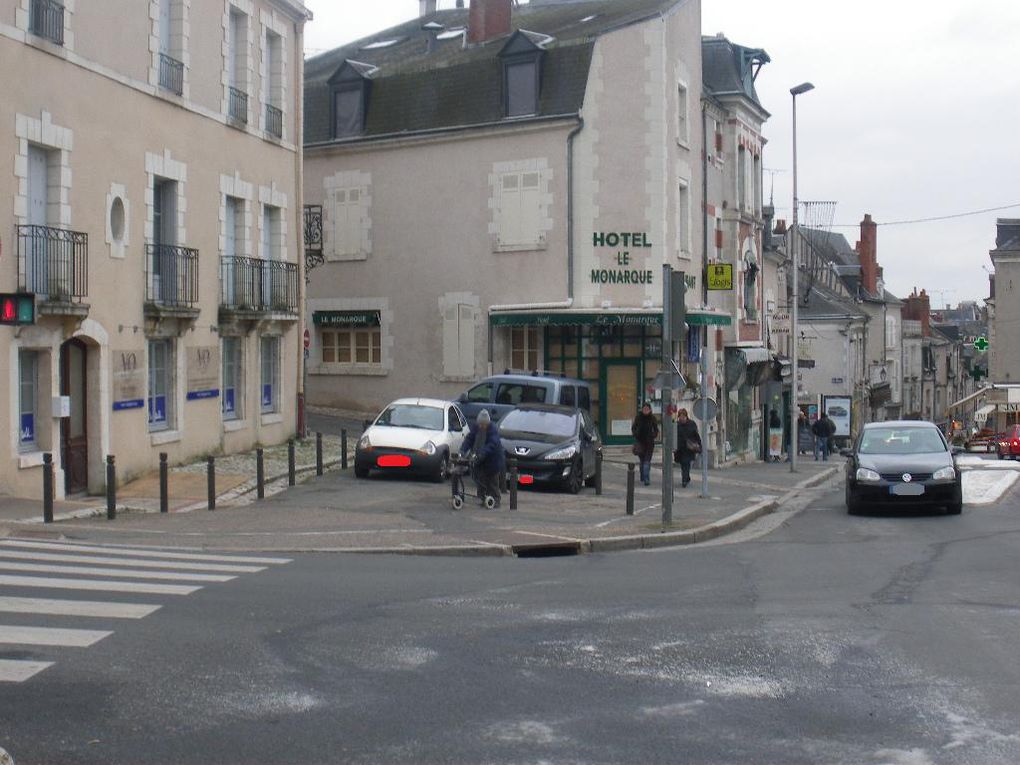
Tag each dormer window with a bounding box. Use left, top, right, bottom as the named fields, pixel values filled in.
left=500, top=31, right=549, bottom=119
left=329, top=60, right=375, bottom=139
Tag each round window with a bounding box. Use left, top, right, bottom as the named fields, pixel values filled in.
left=110, top=196, right=125, bottom=242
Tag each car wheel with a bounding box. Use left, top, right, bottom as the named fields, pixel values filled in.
left=354, top=464, right=369, bottom=479
left=433, top=452, right=450, bottom=483
left=584, top=472, right=597, bottom=488
left=845, top=483, right=862, bottom=515
left=565, top=459, right=583, bottom=494
left=946, top=501, right=962, bottom=515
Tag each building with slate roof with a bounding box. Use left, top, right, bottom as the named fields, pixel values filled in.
left=301, top=0, right=734, bottom=449
left=984, top=219, right=1020, bottom=431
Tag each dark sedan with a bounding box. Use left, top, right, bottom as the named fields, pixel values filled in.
left=842, top=421, right=963, bottom=515
left=498, top=405, right=601, bottom=494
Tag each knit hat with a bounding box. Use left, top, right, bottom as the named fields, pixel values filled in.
left=477, top=409, right=491, bottom=424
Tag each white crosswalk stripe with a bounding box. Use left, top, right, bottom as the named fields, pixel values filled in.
left=0, top=538, right=291, bottom=683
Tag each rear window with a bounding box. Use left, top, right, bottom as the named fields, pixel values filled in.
left=560, top=385, right=576, bottom=407
left=466, top=383, right=493, bottom=403
left=500, top=409, right=578, bottom=441
left=578, top=386, right=591, bottom=411
left=495, top=383, right=548, bottom=406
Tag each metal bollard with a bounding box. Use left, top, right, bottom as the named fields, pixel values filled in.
left=316, top=432, right=323, bottom=476
left=595, top=450, right=603, bottom=496
left=42, top=452, right=54, bottom=524
left=207, top=456, right=216, bottom=511
left=159, top=452, right=168, bottom=514
left=341, top=428, right=348, bottom=470
left=106, top=455, right=116, bottom=521
left=626, top=462, right=635, bottom=516
left=256, top=448, right=265, bottom=499
left=508, top=458, right=518, bottom=511
left=288, top=439, right=296, bottom=486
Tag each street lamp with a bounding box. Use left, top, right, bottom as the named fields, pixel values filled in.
left=790, top=81, right=814, bottom=473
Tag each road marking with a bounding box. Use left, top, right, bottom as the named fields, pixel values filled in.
left=0, top=540, right=290, bottom=565
left=0, top=550, right=262, bottom=573
left=0, top=596, right=160, bottom=619
left=0, top=625, right=112, bottom=647
left=0, top=561, right=236, bottom=583
left=0, top=575, right=200, bottom=596
left=0, top=659, right=53, bottom=682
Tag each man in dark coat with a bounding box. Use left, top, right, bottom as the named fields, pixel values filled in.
left=812, top=413, right=835, bottom=461
left=631, top=401, right=659, bottom=486
left=673, top=407, right=702, bottom=487
left=461, top=409, right=506, bottom=507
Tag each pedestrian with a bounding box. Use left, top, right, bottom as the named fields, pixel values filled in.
left=812, top=412, right=834, bottom=461
left=631, top=401, right=659, bottom=486
left=797, top=410, right=812, bottom=456
left=673, top=407, right=702, bottom=488
left=460, top=408, right=505, bottom=507
left=768, top=408, right=783, bottom=462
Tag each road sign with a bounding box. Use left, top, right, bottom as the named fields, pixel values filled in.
left=692, top=397, right=718, bottom=420
left=706, top=264, right=733, bottom=291
left=973, top=336, right=989, bottom=352
left=303, top=328, right=310, bottom=350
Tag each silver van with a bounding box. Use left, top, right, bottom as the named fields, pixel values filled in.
left=457, top=374, right=592, bottom=424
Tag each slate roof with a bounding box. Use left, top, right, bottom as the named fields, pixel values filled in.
left=799, top=285, right=868, bottom=322
left=304, top=0, right=685, bottom=145
left=701, top=34, right=770, bottom=113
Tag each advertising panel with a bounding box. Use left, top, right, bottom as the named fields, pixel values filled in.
left=823, top=395, right=852, bottom=437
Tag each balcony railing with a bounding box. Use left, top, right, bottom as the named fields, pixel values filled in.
left=16, top=224, right=88, bottom=301
left=220, top=256, right=297, bottom=314
left=228, top=86, right=248, bottom=123
left=303, top=205, right=324, bottom=278
left=265, top=103, right=283, bottom=138
left=145, top=244, right=199, bottom=308
left=159, top=52, right=184, bottom=95
left=29, top=0, right=63, bottom=45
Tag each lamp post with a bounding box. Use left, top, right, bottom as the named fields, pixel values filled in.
left=789, top=81, right=814, bottom=473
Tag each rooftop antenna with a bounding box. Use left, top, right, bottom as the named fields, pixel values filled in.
left=763, top=167, right=785, bottom=206
left=928, top=288, right=955, bottom=310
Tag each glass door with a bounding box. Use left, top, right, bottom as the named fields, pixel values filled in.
left=600, top=359, right=642, bottom=445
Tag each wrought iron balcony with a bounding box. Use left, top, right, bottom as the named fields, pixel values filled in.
left=228, top=86, right=248, bottom=123
left=159, top=52, right=184, bottom=95
left=29, top=0, right=63, bottom=45
left=16, top=224, right=88, bottom=303
left=145, top=244, right=199, bottom=309
left=265, top=104, right=283, bottom=138
left=304, top=204, right=323, bottom=278
left=220, top=256, right=297, bottom=316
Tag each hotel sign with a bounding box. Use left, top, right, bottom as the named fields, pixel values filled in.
left=313, top=310, right=381, bottom=327
left=590, top=231, right=654, bottom=285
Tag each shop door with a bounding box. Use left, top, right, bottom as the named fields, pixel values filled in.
left=60, top=339, right=88, bottom=495
left=600, top=360, right=641, bottom=445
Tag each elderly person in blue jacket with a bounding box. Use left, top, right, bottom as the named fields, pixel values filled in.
left=460, top=409, right=506, bottom=507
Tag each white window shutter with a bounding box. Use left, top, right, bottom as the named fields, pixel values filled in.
left=500, top=174, right=521, bottom=246
left=458, top=304, right=475, bottom=378
left=442, top=306, right=459, bottom=377
left=520, top=173, right=540, bottom=245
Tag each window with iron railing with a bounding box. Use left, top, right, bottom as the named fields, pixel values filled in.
left=159, top=52, right=184, bottom=95
left=228, top=87, right=248, bottom=123
left=29, top=0, right=64, bottom=45
left=16, top=224, right=88, bottom=301
left=220, top=256, right=297, bottom=313
left=265, top=104, right=283, bottom=138
left=145, top=244, right=199, bottom=307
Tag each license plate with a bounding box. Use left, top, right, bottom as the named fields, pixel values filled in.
left=890, top=483, right=924, bottom=496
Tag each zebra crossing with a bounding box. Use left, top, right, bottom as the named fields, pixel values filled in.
left=0, top=538, right=291, bottom=683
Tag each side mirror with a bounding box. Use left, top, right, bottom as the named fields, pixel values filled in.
left=362, top=419, right=371, bottom=431
left=457, top=393, right=468, bottom=403
left=950, top=445, right=964, bottom=456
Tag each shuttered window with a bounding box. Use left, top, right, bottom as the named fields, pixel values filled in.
left=332, top=187, right=364, bottom=257
left=498, top=171, right=541, bottom=248
left=442, top=304, right=475, bottom=378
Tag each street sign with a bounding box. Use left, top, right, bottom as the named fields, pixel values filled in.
left=692, top=397, right=718, bottom=420
left=303, top=328, right=310, bottom=350
left=706, top=263, right=733, bottom=290
left=973, top=336, right=989, bottom=352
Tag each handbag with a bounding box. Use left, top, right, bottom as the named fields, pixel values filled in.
left=685, top=438, right=702, bottom=454
left=631, top=443, right=641, bottom=456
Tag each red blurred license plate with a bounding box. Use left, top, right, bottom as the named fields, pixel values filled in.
left=519, top=475, right=534, bottom=485
left=378, top=455, right=411, bottom=468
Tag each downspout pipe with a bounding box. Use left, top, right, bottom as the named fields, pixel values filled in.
left=566, top=115, right=584, bottom=302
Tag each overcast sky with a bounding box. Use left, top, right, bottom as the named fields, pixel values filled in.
left=303, top=0, right=1020, bottom=307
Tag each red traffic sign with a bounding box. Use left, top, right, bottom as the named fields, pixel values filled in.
left=303, top=328, right=310, bottom=350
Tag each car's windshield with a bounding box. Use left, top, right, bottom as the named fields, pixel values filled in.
left=375, top=404, right=444, bottom=431
left=858, top=427, right=947, bottom=455
left=500, top=410, right=577, bottom=442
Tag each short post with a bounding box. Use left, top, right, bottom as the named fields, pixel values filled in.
left=256, top=448, right=265, bottom=499
left=106, top=455, right=116, bottom=521
left=508, top=458, right=518, bottom=511
left=626, top=462, right=635, bottom=516
left=341, top=428, right=348, bottom=470
left=594, top=450, right=603, bottom=496
left=42, top=452, right=54, bottom=524
left=159, top=452, right=168, bottom=514
left=287, top=439, right=296, bottom=486
left=316, top=432, right=323, bottom=476
left=207, top=456, right=216, bottom=511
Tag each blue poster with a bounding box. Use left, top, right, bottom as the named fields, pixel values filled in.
left=20, top=413, right=34, bottom=445
left=262, top=384, right=273, bottom=408
left=223, top=388, right=235, bottom=416
left=148, top=395, right=167, bottom=425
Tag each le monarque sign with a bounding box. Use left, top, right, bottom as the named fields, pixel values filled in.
left=590, top=231, right=654, bottom=285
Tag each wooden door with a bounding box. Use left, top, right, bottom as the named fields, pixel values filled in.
left=60, top=339, right=88, bottom=494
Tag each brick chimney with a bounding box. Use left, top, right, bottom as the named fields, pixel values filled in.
left=903, top=287, right=931, bottom=337
left=855, top=213, right=878, bottom=296
left=468, top=0, right=512, bottom=44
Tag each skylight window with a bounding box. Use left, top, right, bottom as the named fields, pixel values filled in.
left=580, top=15, right=598, bottom=23
left=361, top=38, right=400, bottom=50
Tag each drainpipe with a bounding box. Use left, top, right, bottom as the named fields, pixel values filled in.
left=566, top=115, right=584, bottom=302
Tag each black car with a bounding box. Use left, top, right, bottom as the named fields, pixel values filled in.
left=842, top=420, right=963, bottom=515
left=498, top=405, right=601, bottom=494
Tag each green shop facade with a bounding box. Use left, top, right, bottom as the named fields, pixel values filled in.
left=489, top=309, right=731, bottom=445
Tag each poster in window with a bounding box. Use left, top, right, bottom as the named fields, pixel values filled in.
left=186, top=346, right=220, bottom=401
left=20, top=413, right=34, bottom=445
left=262, top=384, right=273, bottom=409
left=223, top=388, right=236, bottom=416
left=149, top=395, right=167, bottom=425
left=112, top=349, right=145, bottom=410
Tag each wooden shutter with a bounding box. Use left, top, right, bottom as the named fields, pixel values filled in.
left=458, top=304, right=475, bottom=378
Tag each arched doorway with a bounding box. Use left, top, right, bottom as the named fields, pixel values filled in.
left=60, top=338, right=88, bottom=495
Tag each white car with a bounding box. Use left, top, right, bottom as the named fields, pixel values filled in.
left=354, top=398, right=470, bottom=481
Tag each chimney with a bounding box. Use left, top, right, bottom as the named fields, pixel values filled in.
left=773, top=218, right=787, bottom=236
left=855, top=213, right=878, bottom=295
left=995, top=218, right=1020, bottom=249
left=419, top=0, right=437, bottom=16
left=903, top=287, right=931, bottom=337
left=467, top=0, right=512, bottom=44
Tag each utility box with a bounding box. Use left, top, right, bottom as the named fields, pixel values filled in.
left=52, top=395, right=71, bottom=418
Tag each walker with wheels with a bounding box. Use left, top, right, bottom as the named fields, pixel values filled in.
left=449, top=454, right=497, bottom=510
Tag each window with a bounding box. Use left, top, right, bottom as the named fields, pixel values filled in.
left=260, top=336, right=280, bottom=414
left=222, top=337, right=241, bottom=420
left=677, top=83, right=688, bottom=143
left=506, top=60, right=537, bottom=117
left=753, top=154, right=762, bottom=216
left=886, top=316, right=898, bottom=350
left=157, top=0, right=184, bottom=94
left=738, top=146, right=748, bottom=211
left=264, top=30, right=284, bottom=137
left=495, top=383, right=547, bottom=406
left=333, top=86, right=364, bottom=138
left=332, top=187, right=365, bottom=258
left=227, top=8, right=249, bottom=123
left=321, top=327, right=380, bottom=365
left=497, top=171, right=541, bottom=248
left=30, top=0, right=64, bottom=45
left=466, top=382, right=493, bottom=403
left=510, top=327, right=540, bottom=372
left=677, top=181, right=690, bottom=255
left=443, top=303, right=475, bottom=378
left=561, top=385, right=576, bottom=408
left=148, top=339, right=174, bottom=431
left=19, top=351, right=39, bottom=451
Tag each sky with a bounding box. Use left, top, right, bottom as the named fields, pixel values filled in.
left=302, top=0, right=1020, bottom=307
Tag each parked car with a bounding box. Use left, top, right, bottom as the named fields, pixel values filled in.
left=354, top=398, right=469, bottom=481
left=965, top=427, right=1000, bottom=453
left=997, top=425, right=1020, bottom=460
left=827, top=405, right=848, bottom=418
left=842, top=420, right=962, bottom=516
left=498, top=404, right=601, bottom=494
left=457, top=373, right=592, bottom=424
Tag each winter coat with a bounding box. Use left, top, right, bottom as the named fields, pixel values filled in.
left=631, top=412, right=659, bottom=462
left=812, top=417, right=835, bottom=438
left=461, top=423, right=506, bottom=474
left=675, top=419, right=702, bottom=458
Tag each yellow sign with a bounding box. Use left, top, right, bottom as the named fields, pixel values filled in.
left=707, top=263, right=733, bottom=290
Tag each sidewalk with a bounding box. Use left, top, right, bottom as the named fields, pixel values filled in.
left=0, top=445, right=841, bottom=555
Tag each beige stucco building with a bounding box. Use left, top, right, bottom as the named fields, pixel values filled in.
left=2, top=0, right=310, bottom=499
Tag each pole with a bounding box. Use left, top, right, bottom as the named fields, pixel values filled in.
left=626, top=462, right=635, bottom=515
left=106, top=455, right=116, bottom=521
left=316, top=432, right=323, bottom=476
left=594, top=449, right=603, bottom=496
left=508, top=458, right=518, bottom=511
left=256, top=447, right=265, bottom=499
left=700, top=328, right=710, bottom=497
left=207, top=456, right=216, bottom=511
left=42, top=452, right=54, bottom=524
left=341, top=428, right=348, bottom=470
left=159, top=452, right=168, bottom=513
left=661, top=263, right=674, bottom=526
left=789, top=84, right=813, bottom=473
left=287, top=439, right=296, bottom=486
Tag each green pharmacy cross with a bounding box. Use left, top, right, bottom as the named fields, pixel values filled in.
left=973, top=336, right=989, bottom=352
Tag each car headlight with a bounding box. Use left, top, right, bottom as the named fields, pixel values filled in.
left=932, top=466, right=956, bottom=481
left=855, top=467, right=881, bottom=482
left=358, top=433, right=371, bottom=450
left=544, top=444, right=577, bottom=461
left=422, top=440, right=437, bottom=456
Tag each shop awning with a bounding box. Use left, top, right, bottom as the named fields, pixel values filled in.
left=685, top=309, right=732, bottom=326
left=488, top=309, right=731, bottom=327
left=738, top=347, right=772, bottom=365
left=975, top=404, right=995, bottom=423
left=948, top=387, right=990, bottom=412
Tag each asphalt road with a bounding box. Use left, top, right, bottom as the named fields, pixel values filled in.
left=2, top=469, right=1019, bottom=765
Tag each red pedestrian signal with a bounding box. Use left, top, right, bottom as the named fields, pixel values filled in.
left=0, top=294, right=35, bottom=325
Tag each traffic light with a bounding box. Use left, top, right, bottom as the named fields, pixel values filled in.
left=0, top=293, right=35, bottom=325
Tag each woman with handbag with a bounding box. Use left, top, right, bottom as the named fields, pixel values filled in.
left=673, top=407, right=702, bottom=488
left=631, top=401, right=659, bottom=486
